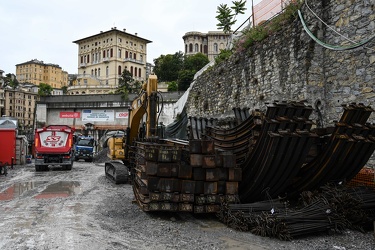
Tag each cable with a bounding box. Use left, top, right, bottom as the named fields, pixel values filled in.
left=303, top=0, right=375, bottom=52
left=298, top=10, right=375, bottom=51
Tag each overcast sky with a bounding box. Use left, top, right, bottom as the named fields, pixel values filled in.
left=0, top=0, right=261, bottom=75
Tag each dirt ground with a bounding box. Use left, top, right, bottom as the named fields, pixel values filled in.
left=0, top=161, right=373, bottom=250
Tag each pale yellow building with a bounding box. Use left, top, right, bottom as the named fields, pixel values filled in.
left=3, top=87, right=38, bottom=130
left=16, top=59, right=69, bottom=89
left=70, top=27, right=152, bottom=95
left=183, top=31, right=231, bottom=61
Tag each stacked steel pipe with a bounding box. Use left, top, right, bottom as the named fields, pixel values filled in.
left=288, top=103, right=375, bottom=197
left=188, top=102, right=375, bottom=203
left=239, top=101, right=318, bottom=202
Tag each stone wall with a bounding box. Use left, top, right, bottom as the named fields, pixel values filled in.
left=186, top=0, right=375, bottom=128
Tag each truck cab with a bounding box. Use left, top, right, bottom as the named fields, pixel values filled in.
left=74, top=135, right=96, bottom=162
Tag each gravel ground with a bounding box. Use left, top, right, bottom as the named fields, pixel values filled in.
left=0, top=157, right=373, bottom=249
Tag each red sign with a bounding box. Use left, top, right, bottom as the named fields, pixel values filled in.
left=60, top=112, right=81, bottom=118
left=116, top=112, right=129, bottom=118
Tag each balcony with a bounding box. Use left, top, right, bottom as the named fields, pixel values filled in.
left=80, top=63, right=87, bottom=68
left=123, top=57, right=144, bottom=65
left=103, top=57, right=110, bottom=63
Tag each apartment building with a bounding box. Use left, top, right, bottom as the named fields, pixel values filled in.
left=16, top=59, right=69, bottom=89
left=183, top=31, right=231, bottom=61
left=0, top=69, right=4, bottom=116
left=70, top=27, right=152, bottom=95
left=3, top=87, right=38, bottom=130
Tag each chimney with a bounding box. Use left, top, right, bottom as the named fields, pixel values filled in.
left=135, top=33, right=138, bottom=36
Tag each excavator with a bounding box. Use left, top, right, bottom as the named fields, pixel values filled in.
left=104, top=74, right=160, bottom=184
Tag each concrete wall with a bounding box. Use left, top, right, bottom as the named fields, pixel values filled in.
left=186, top=0, right=375, bottom=127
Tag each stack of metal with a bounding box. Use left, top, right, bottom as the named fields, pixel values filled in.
left=132, top=138, right=242, bottom=213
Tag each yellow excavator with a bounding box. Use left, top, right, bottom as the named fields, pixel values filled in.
left=104, top=74, right=160, bottom=184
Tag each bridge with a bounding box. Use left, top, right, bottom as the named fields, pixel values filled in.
left=35, top=92, right=183, bottom=141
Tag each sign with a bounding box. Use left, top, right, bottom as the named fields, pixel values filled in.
left=116, top=112, right=129, bottom=119
left=82, top=109, right=114, bottom=122
left=60, top=112, right=81, bottom=118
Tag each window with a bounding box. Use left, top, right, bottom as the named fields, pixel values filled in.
left=189, top=43, right=193, bottom=52
left=214, top=43, right=218, bottom=52
left=130, top=66, right=133, bottom=76
left=134, top=53, right=136, bottom=60
left=98, top=68, right=101, bottom=76
left=135, top=67, right=137, bottom=77
left=195, top=44, right=198, bottom=52
left=118, top=38, right=122, bottom=43
left=138, top=68, right=141, bottom=77
left=118, top=49, right=121, bottom=58
left=103, top=50, right=106, bottom=58
left=125, top=51, right=128, bottom=58
left=106, top=66, right=109, bottom=76
left=110, top=48, right=113, bottom=57
left=118, top=66, right=122, bottom=75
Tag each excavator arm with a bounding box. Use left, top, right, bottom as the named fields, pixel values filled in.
left=105, top=75, right=159, bottom=183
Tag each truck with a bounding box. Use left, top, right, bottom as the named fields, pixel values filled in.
left=34, top=125, right=75, bottom=171
left=74, top=135, right=96, bottom=162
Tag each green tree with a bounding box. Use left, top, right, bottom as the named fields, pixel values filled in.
left=177, top=70, right=195, bottom=91
left=1, top=73, right=19, bottom=89
left=116, top=69, right=142, bottom=100
left=184, top=53, right=209, bottom=71
left=167, top=81, right=178, bottom=91
left=61, top=86, right=68, bottom=94
left=153, top=52, right=184, bottom=82
left=38, top=83, right=53, bottom=96
left=216, top=0, right=247, bottom=33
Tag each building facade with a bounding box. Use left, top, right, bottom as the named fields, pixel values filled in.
left=3, top=86, right=38, bottom=131
left=183, top=31, right=231, bottom=61
left=16, top=59, right=69, bottom=89
left=70, top=27, right=152, bottom=95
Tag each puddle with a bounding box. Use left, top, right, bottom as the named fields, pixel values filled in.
left=34, top=181, right=82, bottom=199
left=0, top=181, right=47, bottom=201
left=0, top=181, right=82, bottom=200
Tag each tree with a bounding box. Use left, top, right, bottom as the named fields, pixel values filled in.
left=167, top=81, right=178, bottom=91
left=177, top=70, right=195, bottom=91
left=184, top=53, right=209, bottom=72
left=116, top=69, right=142, bottom=100
left=153, top=52, right=184, bottom=82
left=61, top=86, right=68, bottom=94
left=1, top=73, right=19, bottom=89
left=216, top=0, right=247, bottom=33
left=38, top=83, right=53, bottom=96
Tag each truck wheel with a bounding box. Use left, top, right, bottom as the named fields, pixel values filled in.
left=65, top=164, right=72, bottom=171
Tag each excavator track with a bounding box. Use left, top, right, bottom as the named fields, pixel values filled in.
left=105, top=161, right=129, bottom=184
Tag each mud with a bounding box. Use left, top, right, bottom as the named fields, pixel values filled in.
left=0, top=161, right=373, bottom=250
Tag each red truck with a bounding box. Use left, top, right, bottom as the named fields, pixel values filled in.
left=34, top=125, right=75, bottom=171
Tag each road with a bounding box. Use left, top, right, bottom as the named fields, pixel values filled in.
left=0, top=161, right=373, bottom=250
